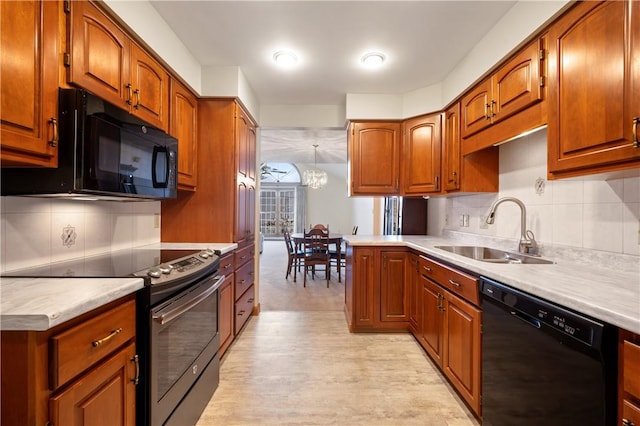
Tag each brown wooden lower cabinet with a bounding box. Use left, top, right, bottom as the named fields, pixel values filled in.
left=344, top=246, right=410, bottom=332
left=620, top=330, right=640, bottom=426
left=49, top=342, right=136, bottom=426
left=414, top=254, right=481, bottom=417
left=1, top=296, right=137, bottom=426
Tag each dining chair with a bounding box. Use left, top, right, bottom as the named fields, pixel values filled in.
left=311, top=224, right=328, bottom=232
left=283, top=230, right=304, bottom=282
left=302, top=228, right=331, bottom=287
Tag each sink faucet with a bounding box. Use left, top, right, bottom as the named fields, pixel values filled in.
left=486, top=197, right=539, bottom=256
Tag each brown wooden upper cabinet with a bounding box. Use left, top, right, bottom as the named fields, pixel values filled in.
left=349, top=121, right=402, bottom=195
left=170, top=79, right=198, bottom=191
left=460, top=36, right=546, bottom=153
left=402, top=113, right=442, bottom=195
left=0, top=0, right=60, bottom=167
left=67, top=1, right=170, bottom=131
left=547, top=0, right=640, bottom=178
left=442, top=102, right=499, bottom=194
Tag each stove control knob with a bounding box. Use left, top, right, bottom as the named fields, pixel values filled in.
left=158, top=264, right=173, bottom=274
left=147, top=268, right=161, bottom=279
left=205, top=248, right=215, bottom=256
left=199, top=251, right=209, bottom=259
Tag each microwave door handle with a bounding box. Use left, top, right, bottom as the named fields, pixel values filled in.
left=152, top=275, right=225, bottom=326
left=152, top=146, right=169, bottom=188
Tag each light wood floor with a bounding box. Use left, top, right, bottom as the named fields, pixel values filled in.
left=196, top=240, right=479, bottom=425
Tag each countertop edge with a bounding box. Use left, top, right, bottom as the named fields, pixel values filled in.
left=1, top=277, right=144, bottom=331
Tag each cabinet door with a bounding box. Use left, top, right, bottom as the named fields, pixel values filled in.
left=548, top=1, right=640, bottom=177
left=442, top=291, right=481, bottom=415
left=443, top=103, right=461, bottom=192
left=461, top=79, right=492, bottom=138
left=170, top=79, right=198, bottom=190
left=236, top=106, right=254, bottom=180
left=349, top=122, right=401, bottom=195
left=218, top=273, right=234, bottom=356
left=68, top=1, right=130, bottom=109
left=402, top=114, right=442, bottom=195
left=352, top=248, right=377, bottom=328
left=236, top=181, right=249, bottom=245
left=1, top=0, right=59, bottom=167
left=130, top=44, right=169, bottom=131
left=492, top=37, right=544, bottom=124
left=408, top=254, right=420, bottom=333
left=380, top=251, right=409, bottom=322
left=420, top=276, right=443, bottom=366
left=49, top=342, right=136, bottom=426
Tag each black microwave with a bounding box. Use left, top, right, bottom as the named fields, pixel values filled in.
left=1, top=88, right=178, bottom=200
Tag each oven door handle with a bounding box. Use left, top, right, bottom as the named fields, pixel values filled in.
left=153, top=275, right=225, bottom=326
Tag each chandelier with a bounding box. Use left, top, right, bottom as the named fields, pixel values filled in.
left=302, top=144, right=328, bottom=189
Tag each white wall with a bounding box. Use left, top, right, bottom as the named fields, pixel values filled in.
left=298, top=163, right=353, bottom=235
left=0, top=197, right=161, bottom=272
left=428, top=129, right=640, bottom=256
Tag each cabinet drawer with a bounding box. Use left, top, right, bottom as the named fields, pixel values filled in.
left=418, top=255, right=479, bottom=305
left=623, top=399, right=640, bottom=426
left=50, top=300, right=136, bottom=389
left=624, top=340, right=640, bottom=398
left=235, top=284, right=254, bottom=335
left=235, top=260, right=255, bottom=301
left=219, top=252, right=235, bottom=277
left=234, top=244, right=254, bottom=268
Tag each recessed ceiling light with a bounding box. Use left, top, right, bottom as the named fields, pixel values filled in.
left=273, top=50, right=298, bottom=67
left=361, top=52, right=385, bottom=68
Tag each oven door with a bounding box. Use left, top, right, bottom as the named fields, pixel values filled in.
left=150, top=274, right=224, bottom=426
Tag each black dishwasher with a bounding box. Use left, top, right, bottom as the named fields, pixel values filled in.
left=480, top=277, right=617, bottom=426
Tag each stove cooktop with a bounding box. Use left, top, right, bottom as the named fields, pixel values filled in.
left=2, top=247, right=205, bottom=279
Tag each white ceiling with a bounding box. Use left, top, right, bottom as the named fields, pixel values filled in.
left=150, top=1, right=517, bottom=164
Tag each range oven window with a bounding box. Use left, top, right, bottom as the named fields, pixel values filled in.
left=150, top=275, right=221, bottom=425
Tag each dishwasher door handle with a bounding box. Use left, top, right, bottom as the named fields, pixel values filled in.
left=510, top=310, right=541, bottom=329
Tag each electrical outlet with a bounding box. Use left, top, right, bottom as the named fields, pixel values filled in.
left=444, top=214, right=449, bottom=226
left=463, top=214, right=470, bottom=227
left=480, top=216, right=488, bottom=229
left=154, top=213, right=160, bottom=229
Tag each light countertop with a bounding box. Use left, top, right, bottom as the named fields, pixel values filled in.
left=344, top=235, right=640, bottom=335
left=0, top=277, right=144, bottom=331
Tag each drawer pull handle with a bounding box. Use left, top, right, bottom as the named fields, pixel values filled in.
left=423, top=266, right=431, bottom=272
left=224, top=264, right=232, bottom=269
left=240, top=279, right=246, bottom=284
left=622, top=419, right=635, bottom=426
left=448, top=279, right=461, bottom=287
left=92, top=328, right=123, bottom=347
left=240, top=255, right=247, bottom=260
left=131, top=354, right=140, bottom=385
left=49, top=118, right=58, bottom=147
left=126, top=83, right=133, bottom=105
left=633, top=117, right=639, bottom=148
left=248, top=298, right=254, bottom=303
left=237, top=310, right=245, bottom=316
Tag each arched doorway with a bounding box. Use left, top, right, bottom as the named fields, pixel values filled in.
left=259, top=162, right=305, bottom=238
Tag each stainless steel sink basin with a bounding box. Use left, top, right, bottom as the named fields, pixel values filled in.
left=434, top=245, right=554, bottom=264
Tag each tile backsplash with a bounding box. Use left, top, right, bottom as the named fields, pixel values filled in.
left=435, top=128, right=640, bottom=258
left=0, top=197, right=160, bottom=272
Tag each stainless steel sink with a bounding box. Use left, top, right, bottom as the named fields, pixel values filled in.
left=434, top=245, right=554, bottom=264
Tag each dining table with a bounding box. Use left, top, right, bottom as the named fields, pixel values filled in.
left=291, top=233, right=343, bottom=282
